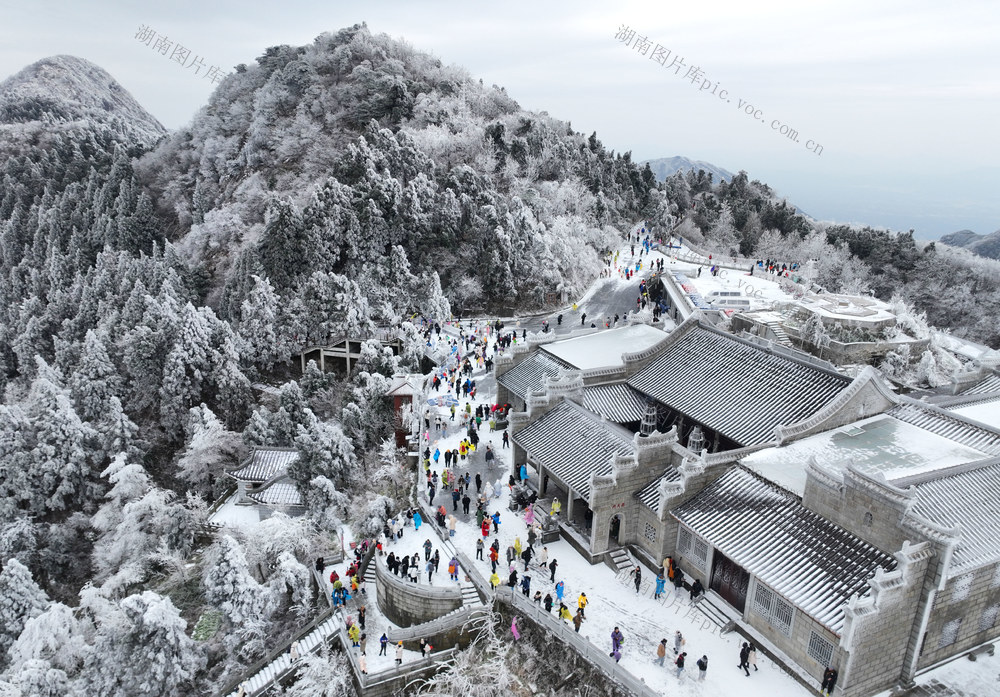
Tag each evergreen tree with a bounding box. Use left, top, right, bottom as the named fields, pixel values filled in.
left=237, top=275, right=283, bottom=372
left=25, top=358, right=100, bottom=514
left=176, top=404, right=242, bottom=499
left=0, top=558, right=50, bottom=670
left=159, top=303, right=214, bottom=439
left=83, top=591, right=204, bottom=697
left=203, top=535, right=271, bottom=627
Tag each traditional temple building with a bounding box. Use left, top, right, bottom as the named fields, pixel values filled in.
left=224, top=447, right=304, bottom=516
left=503, top=317, right=1000, bottom=696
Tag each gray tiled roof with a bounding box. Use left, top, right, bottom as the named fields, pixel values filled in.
left=889, top=403, right=1000, bottom=457
left=497, top=351, right=572, bottom=400
left=583, top=383, right=649, bottom=423
left=961, top=374, right=1000, bottom=396
left=629, top=324, right=850, bottom=446
left=636, top=468, right=682, bottom=510
left=247, top=478, right=304, bottom=508
left=228, top=448, right=299, bottom=482
left=907, top=460, right=1000, bottom=574
left=672, top=466, right=896, bottom=634
left=514, top=400, right=633, bottom=498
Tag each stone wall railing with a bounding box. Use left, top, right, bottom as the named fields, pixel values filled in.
left=374, top=554, right=462, bottom=627
left=494, top=587, right=659, bottom=697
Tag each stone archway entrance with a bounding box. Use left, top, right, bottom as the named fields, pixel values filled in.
left=609, top=514, right=622, bottom=546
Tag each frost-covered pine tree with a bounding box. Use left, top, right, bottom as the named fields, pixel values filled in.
left=176, top=404, right=242, bottom=497
left=83, top=591, right=204, bottom=697
left=69, top=329, right=122, bottom=423
left=203, top=535, right=271, bottom=627
left=0, top=559, right=50, bottom=670
left=7, top=602, right=86, bottom=676
left=291, top=419, right=356, bottom=492
left=25, top=358, right=100, bottom=513
left=238, top=274, right=283, bottom=373
left=159, top=303, right=214, bottom=439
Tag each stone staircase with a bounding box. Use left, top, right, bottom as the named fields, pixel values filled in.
left=763, top=320, right=794, bottom=347
left=608, top=547, right=634, bottom=574
left=691, top=590, right=741, bottom=630
left=229, top=614, right=340, bottom=696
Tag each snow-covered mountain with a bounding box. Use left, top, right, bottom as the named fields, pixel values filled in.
left=642, top=155, right=733, bottom=183
left=939, top=228, right=1000, bottom=260
left=0, top=54, right=166, bottom=148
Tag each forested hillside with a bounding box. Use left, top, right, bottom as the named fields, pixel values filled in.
left=0, top=25, right=667, bottom=695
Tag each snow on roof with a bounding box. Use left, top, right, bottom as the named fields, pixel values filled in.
left=905, top=459, right=1000, bottom=574
left=228, top=447, right=299, bottom=482
left=636, top=468, right=681, bottom=510
left=247, top=477, right=304, bottom=508
left=960, top=374, right=1000, bottom=396
left=889, top=402, right=1000, bottom=457
left=497, top=351, right=572, bottom=400
left=385, top=374, right=420, bottom=397
left=948, top=398, right=1000, bottom=431
left=629, top=323, right=850, bottom=446
left=541, top=324, right=668, bottom=371
left=672, top=466, right=897, bottom=635
left=582, top=383, right=648, bottom=423
left=793, top=292, right=895, bottom=325
left=743, top=413, right=991, bottom=496
left=514, top=400, right=633, bottom=498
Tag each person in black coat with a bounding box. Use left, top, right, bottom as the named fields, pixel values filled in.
left=689, top=578, right=704, bottom=602
left=508, top=568, right=519, bottom=588
left=738, top=642, right=750, bottom=676
left=821, top=667, right=838, bottom=695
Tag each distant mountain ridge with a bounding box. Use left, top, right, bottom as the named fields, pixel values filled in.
left=642, top=155, right=733, bottom=183
left=0, top=54, right=166, bottom=146
left=939, top=228, right=1000, bottom=260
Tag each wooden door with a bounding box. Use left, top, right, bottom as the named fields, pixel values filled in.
left=710, top=550, right=750, bottom=613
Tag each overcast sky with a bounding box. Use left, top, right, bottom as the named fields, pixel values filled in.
left=2, top=0, right=998, bottom=239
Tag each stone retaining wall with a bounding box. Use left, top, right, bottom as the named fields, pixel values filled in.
left=374, top=553, right=462, bottom=627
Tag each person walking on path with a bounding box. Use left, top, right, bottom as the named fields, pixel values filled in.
left=555, top=580, right=565, bottom=602
left=577, top=592, right=588, bottom=618
left=631, top=565, right=642, bottom=593
left=395, top=642, right=403, bottom=666
left=573, top=608, right=584, bottom=633
left=675, top=652, right=687, bottom=679
left=738, top=642, right=751, bottom=676
left=673, top=630, right=685, bottom=655
left=748, top=643, right=758, bottom=672
left=558, top=603, right=572, bottom=621
left=379, top=633, right=388, bottom=656
left=489, top=571, right=500, bottom=589
left=697, top=655, right=708, bottom=681
left=502, top=431, right=509, bottom=448
left=655, top=638, right=667, bottom=666
left=654, top=573, right=666, bottom=600
left=476, top=538, right=484, bottom=561
left=549, top=558, right=558, bottom=582
left=611, top=627, right=624, bottom=660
